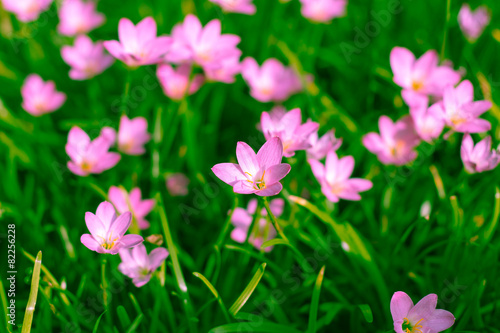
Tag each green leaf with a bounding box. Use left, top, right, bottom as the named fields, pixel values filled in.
left=193, top=272, right=231, bottom=323
left=260, top=238, right=289, bottom=249
left=483, top=187, right=500, bottom=243
left=92, top=311, right=107, bottom=333
left=228, top=263, right=267, bottom=316
left=357, top=304, right=374, bottom=323
left=125, top=314, right=144, bottom=333
left=208, top=322, right=302, bottom=333
left=117, top=305, right=132, bottom=328
left=21, top=251, right=42, bottom=333
left=308, top=266, right=325, bottom=333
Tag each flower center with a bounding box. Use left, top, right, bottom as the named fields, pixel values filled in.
left=97, top=234, right=120, bottom=250
left=81, top=161, right=93, bottom=172
left=412, top=80, right=424, bottom=92
left=245, top=171, right=266, bottom=190
left=402, top=318, right=424, bottom=333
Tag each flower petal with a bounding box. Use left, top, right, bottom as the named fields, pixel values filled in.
left=81, top=234, right=100, bottom=252
left=148, top=247, right=169, bottom=270
left=390, top=291, right=414, bottom=322
left=119, top=234, right=144, bottom=249
left=255, top=182, right=283, bottom=196
left=96, top=201, right=117, bottom=229
left=407, top=294, right=438, bottom=322
left=236, top=142, right=259, bottom=175
left=257, top=137, right=284, bottom=169
left=264, top=163, right=291, bottom=184
left=212, top=163, right=246, bottom=185
left=109, top=212, right=132, bottom=238
left=424, top=309, right=455, bottom=332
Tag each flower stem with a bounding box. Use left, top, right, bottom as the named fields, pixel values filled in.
left=261, top=197, right=289, bottom=243
left=121, top=70, right=132, bottom=115
left=101, top=257, right=110, bottom=326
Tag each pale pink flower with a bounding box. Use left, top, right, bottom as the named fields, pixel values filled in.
left=108, top=186, right=155, bottom=229
left=432, top=80, right=491, bottom=133
left=119, top=244, right=168, bottom=287
left=210, top=0, right=256, bottom=15
left=57, top=0, right=104, bottom=36
left=231, top=198, right=284, bottom=251
left=390, top=47, right=461, bottom=100
left=299, top=0, right=347, bottom=23
left=103, top=17, right=172, bottom=67
left=212, top=137, right=291, bottom=196
left=203, top=55, right=241, bottom=83
left=307, top=130, right=342, bottom=160
left=260, top=108, right=319, bottom=157
left=309, top=150, right=372, bottom=202
left=81, top=201, right=143, bottom=254
left=363, top=116, right=421, bottom=165
left=99, top=126, right=117, bottom=145
left=408, top=96, right=444, bottom=142
left=166, top=173, right=190, bottom=196
left=458, top=4, right=490, bottom=42
left=21, top=74, right=66, bottom=116
left=391, top=292, right=455, bottom=333
left=156, top=63, right=204, bottom=100
left=117, top=115, right=151, bottom=155
left=241, top=57, right=302, bottom=102
left=61, top=35, right=114, bottom=80
left=65, top=126, right=121, bottom=176
left=461, top=133, right=499, bottom=173
left=2, top=0, right=52, bottom=22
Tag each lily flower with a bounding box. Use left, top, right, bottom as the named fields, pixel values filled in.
left=461, top=133, right=499, bottom=173
left=408, top=96, right=444, bottom=142
left=57, top=0, right=104, bottom=36
left=2, top=0, right=52, bottom=22
left=21, top=74, right=66, bottom=116
left=209, top=0, right=256, bottom=15
left=299, top=0, right=347, bottom=23
left=166, top=173, right=190, bottom=196
left=157, top=63, right=204, bottom=100
left=118, top=244, right=169, bottom=287
left=108, top=186, right=156, bottom=229
left=458, top=4, right=490, bottom=42
left=307, top=130, right=342, bottom=160
left=117, top=115, right=151, bottom=155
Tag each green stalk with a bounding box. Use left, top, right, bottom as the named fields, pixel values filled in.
left=262, top=197, right=289, bottom=243
left=21, top=251, right=42, bottom=333
left=440, top=0, right=452, bottom=60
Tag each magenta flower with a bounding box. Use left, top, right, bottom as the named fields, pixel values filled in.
left=260, top=108, right=319, bottom=157
left=166, top=173, right=190, bottom=196
left=432, top=80, right=491, bottom=133
left=299, top=0, right=347, bottom=23
left=118, top=244, right=168, bottom=287
left=409, top=98, right=445, bottom=142
left=21, top=74, right=66, bottom=116
left=307, top=130, right=342, bottom=160
left=461, top=134, right=499, bottom=174
left=212, top=137, right=291, bottom=196
left=210, top=0, right=256, bottom=15
left=61, top=35, right=114, bottom=80
left=391, top=292, right=455, bottom=333
left=231, top=198, right=284, bottom=251
left=81, top=201, right=143, bottom=254
left=108, top=186, right=156, bottom=230
left=57, top=0, right=104, bottom=36
left=65, top=126, right=121, bottom=176
left=309, top=150, right=372, bottom=202
left=363, top=116, right=421, bottom=166
left=458, top=4, right=490, bottom=42
left=117, top=115, right=151, bottom=155
left=390, top=47, right=461, bottom=99
left=241, top=57, right=302, bottom=102
left=103, top=17, right=171, bottom=67
left=2, top=0, right=52, bottom=22
left=157, top=63, right=204, bottom=100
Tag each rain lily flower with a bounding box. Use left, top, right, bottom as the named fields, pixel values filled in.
left=391, top=292, right=455, bottom=333
left=408, top=96, right=444, bottom=142
left=57, top=0, right=104, bottom=36
left=108, top=186, right=155, bottom=230
left=103, top=17, right=172, bottom=67
left=212, top=137, right=291, bottom=196
left=21, top=74, right=66, bottom=116
left=203, top=55, right=241, bottom=83
left=299, top=0, right=347, bottom=23
left=260, top=108, right=319, bottom=157
left=307, top=130, right=342, bottom=160
left=458, top=4, right=490, bottom=42
left=65, top=126, right=121, bottom=176
left=209, top=0, right=256, bottom=15
left=390, top=47, right=461, bottom=99
left=81, top=201, right=143, bottom=254
left=241, top=57, right=303, bottom=102
left=432, top=80, right=492, bottom=133
left=166, top=173, right=190, bottom=196
left=117, top=115, right=151, bottom=155
left=100, top=126, right=117, bottom=145
left=2, top=0, right=52, bottom=22
left=461, top=134, right=499, bottom=173
left=231, top=198, right=284, bottom=251
left=61, top=35, right=114, bottom=80
left=308, top=150, right=372, bottom=202
left=157, top=63, right=204, bottom=100
left=118, top=244, right=169, bottom=287
left=363, top=116, right=421, bottom=165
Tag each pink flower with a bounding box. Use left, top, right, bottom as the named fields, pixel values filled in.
left=118, top=244, right=168, bottom=287
left=299, top=0, right=347, bottom=23
left=117, top=115, right=151, bottom=155
left=166, top=173, right=190, bottom=196
left=390, top=47, right=461, bottom=100
left=81, top=201, right=143, bottom=254
left=230, top=198, right=284, bottom=251
left=21, top=74, right=66, bottom=116
left=390, top=292, right=455, bottom=333
left=203, top=55, right=241, bottom=83
left=156, top=63, right=204, bottom=100
left=432, top=80, right=491, bottom=133
left=363, top=116, right=421, bottom=165
left=241, top=57, right=302, bottom=102
left=61, top=35, right=114, bottom=80
left=307, top=130, right=342, bottom=160
left=209, top=0, right=256, bottom=15
left=260, top=108, right=319, bottom=157
left=408, top=96, right=444, bottom=142
left=166, top=15, right=241, bottom=71
left=309, top=150, right=372, bottom=202
left=461, top=134, right=499, bottom=173
left=65, top=126, right=121, bottom=176
left=458, top=4, right=490, bottom=42
left=103, top=17, right=171, bottom=67
left=212, top=137, right=291, bottom=196
left=57, top=0, right=104, bottom=36
left=2, top=0, right=52, bottom=22
left=108, top=186, right=156, bottom=229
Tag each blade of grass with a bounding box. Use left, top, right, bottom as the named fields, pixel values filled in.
left=193, top=272, right=231, bottom=323
left=483, top=187, right=500, bottom=243
left=0, top=279, right=9, bottom=331
left=357, top=304, right=374, bottom=323
left=21, top=251, right=42, bottom=333
left=308, top=265, right=325, bottom=333
left=228, top=263, right=266, bottom=316
left=208, top=322, right=302, bottom=333
left=92, top=311, right=106, bottom=333
left=125, top=314, right=144, bottom=333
